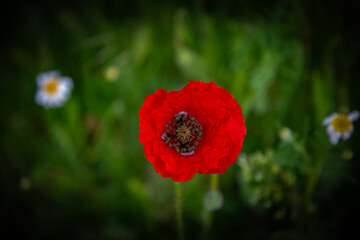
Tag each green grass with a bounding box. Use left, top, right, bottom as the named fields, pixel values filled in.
left=1, top=2, right=359, bottom=239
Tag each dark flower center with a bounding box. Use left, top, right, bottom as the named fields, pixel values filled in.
left=162, top=112, right=202, bottom=155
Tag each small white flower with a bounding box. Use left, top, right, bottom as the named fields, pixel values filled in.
left=203, top=189, right=224, bottom=211
left=279, top=127, right=293, bottom=142
left=322, top=110, right=360, bottom=145
left=35, top=70, right=73, bottom=108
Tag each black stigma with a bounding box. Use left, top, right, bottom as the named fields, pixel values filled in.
left=162, top=113, right=202, bottom=154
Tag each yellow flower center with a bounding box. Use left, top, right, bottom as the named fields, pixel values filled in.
left=331, top=114, right=351, bottom=133
left=43, top=78, right=59, bottom=95
left=176, top=124, right=192, bottom=143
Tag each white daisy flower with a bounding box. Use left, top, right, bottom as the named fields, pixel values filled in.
left=35, top=70, right=73, bottom=108
left=322, top=110, right=360, bottom=145
left=279, top=127, right=293, bottom=142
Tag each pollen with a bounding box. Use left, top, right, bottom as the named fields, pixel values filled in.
left=43, top=78, right=59, bottom=95
left=163, top=112, right=202, bottom=154
left=332, top=114, right=351, bottom=133
left=176, top=125, right=192, bottom=143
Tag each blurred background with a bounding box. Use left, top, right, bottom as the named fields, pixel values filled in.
left=1, top=0, right=360, bottom=239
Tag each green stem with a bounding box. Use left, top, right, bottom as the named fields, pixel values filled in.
left=175, top=182, right=185, bottom=240
left=210, top=174, right=218, bottom=190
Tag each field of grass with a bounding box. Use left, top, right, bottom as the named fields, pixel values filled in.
left=1, top=1, right=360, bottom=239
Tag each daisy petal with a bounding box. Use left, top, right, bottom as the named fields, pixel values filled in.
left=326, top=124, right=341, bottom=145
left=326, top=124, right=335, bottom=135
left=47, top=70, right=60, bottom=78
left=322, top=113, right=337, bottom=126
left=348, top=110, right=360, bottom=122
left=330, top=131, right=341, bottom=145
left=36, top=71, right=60, bottom=86
left=36, top=73, right=48, bottom=86
left=343, top=124, right=354, bottom=140
left=35, top=92, right=42, bottom=104
left=60, top=76, right=73, bottom=89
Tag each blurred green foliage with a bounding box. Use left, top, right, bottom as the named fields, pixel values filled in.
left=1, top=1, right=360, bottom=239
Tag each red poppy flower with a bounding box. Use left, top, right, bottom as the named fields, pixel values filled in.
left=138, top=81, right=246, bottom=182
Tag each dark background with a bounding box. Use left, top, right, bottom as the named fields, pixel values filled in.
left=1, top=0, right=360, bottom=239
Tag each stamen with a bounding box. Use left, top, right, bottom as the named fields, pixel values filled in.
left=162, top=111, right=202, bottom=155
left=43, top=78, right=59, bottom=95
left=332, top=114, right=351, bottom=133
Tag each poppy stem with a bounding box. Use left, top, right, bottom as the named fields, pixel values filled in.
left=210, top=174, right=218, bottom=190
left=175, top=182, right=185, bottom=240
